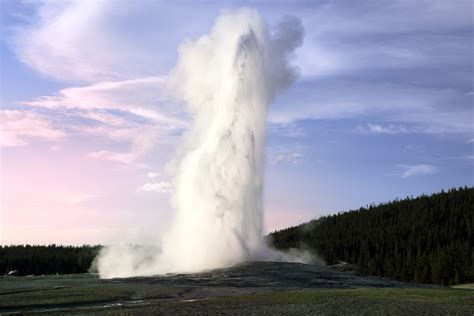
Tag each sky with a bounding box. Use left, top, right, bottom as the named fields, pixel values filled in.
left=1, top=0, right=473, bottom=245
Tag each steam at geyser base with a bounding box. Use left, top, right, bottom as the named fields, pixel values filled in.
left=96, top=9, right=305, bottom=278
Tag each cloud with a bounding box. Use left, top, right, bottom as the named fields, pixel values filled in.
left=365, top=123, right=409, bottom=134
left=468, top=138, right=474, bottom=144
left=10, top=1, right=472, bottom=83
left=87, top=150, right=136, bottom=165
left=8, top=1, right=225, bottom=83
left=18, top=76, right=188, bottom=158
left=267, top=1, right=473, bottom=135
left=295, top=0, right=473, bottom=78
left=147, top=172, right=161, bottom=178
left=10, top=2, right=170, bottom=82
left=11, top=1, right=114, bottom=82
left=0, top=109, right=65, bottom=147
left=268, top=150, right=304, bottom=164
left=86, top=128, right=158, bottom=167
left=8, top=3, right=187, bottom=158
left=270, top=81, right=473, bottom=134
left=399, top=164, right=438, bottom=178
left=14, top=76, right=188, bottom=162
left=361, top=123, right=462, bottom=135
left=21, top=76, right=186, bottom=124
left=1, top=104, right=172, bottom=164
left=8, top=0, right=473, bottom=146
left=358, top=123, right=442, bottom=135
left=73, top=123, right=145, bottom=144
left=136, top=181, right=172, bottom=193
left=268, top=122, right=305, bottom=138
left=4, top=0, right=473, bottom=170
left=79, top=111, right=132, bottom=127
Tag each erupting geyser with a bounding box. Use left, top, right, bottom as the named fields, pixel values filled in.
left=97, top=9, right=304, bottom=278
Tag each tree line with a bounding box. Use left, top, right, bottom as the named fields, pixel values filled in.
left=0, top=245, right=101, bottom=276
left=268, top=186, right=474, bottom=285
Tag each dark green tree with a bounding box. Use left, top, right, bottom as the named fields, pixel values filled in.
left=268, top=187, right=473, bottom=285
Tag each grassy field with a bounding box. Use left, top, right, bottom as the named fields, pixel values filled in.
left=1, top=263, right=473, bottom=315
left=452, top=283, right=474, bottom=290
left=175, top=288, right=474, bottom=315
left=2, top=284, right=472, bottom=315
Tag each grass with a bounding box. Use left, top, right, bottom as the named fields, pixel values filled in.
left=0, top=275, right=187, bottom=311
left=452, top=283, right=474, bottom=290
left=2, top=273, right=473, bottom=315
left=0, top=287, right=132, bottom=309
left=210, top=288, right=474, bottom=304
left=165, top=288, right=474, bottom=315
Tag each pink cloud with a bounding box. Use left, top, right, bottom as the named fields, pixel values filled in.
left=0, top=110, right=66, bottom=147
left=15, top=77, right=187, bottom=160
left=136, top=181, right=172, bottom=193
left=87, top=150, right=138, bottom=165
left=20, top=76, right=186, bottom=125
left=85, top=125, right=160, bottom=167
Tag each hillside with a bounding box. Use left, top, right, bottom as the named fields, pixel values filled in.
left=268, top=186, right=474, bottom=285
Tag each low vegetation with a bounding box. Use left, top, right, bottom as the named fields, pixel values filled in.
left=187, top=288, right=474, bottom=315
left=1, top=272, right=472, bottom=315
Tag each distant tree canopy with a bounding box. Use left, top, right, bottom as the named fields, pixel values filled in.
left=0, top=245, right=101, bottom=276
left=268, top=186, right=474, bottom=286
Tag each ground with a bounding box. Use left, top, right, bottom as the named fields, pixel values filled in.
left=1, top=262, right=473, bottom=315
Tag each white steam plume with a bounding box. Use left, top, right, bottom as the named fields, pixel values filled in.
left=96, top=9, right=304, bottom=278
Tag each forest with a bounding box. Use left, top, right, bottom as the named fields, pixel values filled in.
left=269, top=186, right=474, bottom=285
left=1, top=187, right=472, bottom=286
left=0, top=245, right=101, bottom=276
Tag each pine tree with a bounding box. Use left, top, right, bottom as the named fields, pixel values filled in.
left=269, top=187, right=474, bottom=285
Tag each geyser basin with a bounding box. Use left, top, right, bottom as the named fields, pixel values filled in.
left=97, top=9, right=304, bottom=278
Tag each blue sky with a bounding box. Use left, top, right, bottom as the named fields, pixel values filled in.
left=1, top=0, right=473, bottom=244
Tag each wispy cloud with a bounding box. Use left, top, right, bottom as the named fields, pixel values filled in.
left=10, top=2, right=172, bottom=82
left=268, top=150, right=304, bottom=164
left=268, top=122, right=305, bottom=138
left=85, top=128, right=158, bottom=167
left=16, top=75, right=188, bottom=162
left=399, top=164, right=438, bottom=178
left=268, top=1, right=473, bottom=135
left=86, top=150, right=136, bottom=165
left=0, top=109, right=65, bottom=147
left=12, top=76, right=187, bottom=163
left=8, top=0, right=473, bottom=149
left=270, top=82, right=473, bottom=134
left=358, top=123, right=447, bottom=135
left=365, top=123, right=409, bottom=134
left=20, top=76, right=185, bottom=124
left=136, top=181, right=172, bottom=193
left=296, top=0, right=473, bottom=79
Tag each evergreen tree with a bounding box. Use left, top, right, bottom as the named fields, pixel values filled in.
left=268, top=187, right=474, bottom=285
